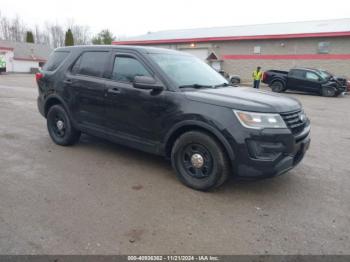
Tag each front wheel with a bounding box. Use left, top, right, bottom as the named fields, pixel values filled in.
left=47, top=105, right=81, bottom=146
left=171, top=131, right=230, bottom=191
left=321, top=86, right=336, bottom=97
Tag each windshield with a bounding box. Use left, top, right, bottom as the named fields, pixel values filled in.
left=149, top=53, right=228, bottom=88
left=318, top=70, right=332, bottom=79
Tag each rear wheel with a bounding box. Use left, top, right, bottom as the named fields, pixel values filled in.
left=171, top=131, right=230, bottom=191
left=321, top=86, right=336, bottom=97
left=271, top=81, right=285, bottom=93
left=47, top=105, right=81, bottom=146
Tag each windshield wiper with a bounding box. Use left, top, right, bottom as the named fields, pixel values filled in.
left=214, top=82, right=230, bottom=88
left=178, top=84, right=213, bottom=89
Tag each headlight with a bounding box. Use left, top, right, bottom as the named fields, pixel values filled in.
left=234, top=110, right=287, bottom=129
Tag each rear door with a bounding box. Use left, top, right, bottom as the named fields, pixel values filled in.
left=66, top=51, right=110, bottom=129
left=287, top=69, right=306, bottom=91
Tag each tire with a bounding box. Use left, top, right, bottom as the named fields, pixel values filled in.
left=171, top=131, right=230, bottom=191
left=230, top=77, right=240, bottom=85
left=321, top=86, right=336, bottom=97
left=271, top=81, right=285, bottom=93
left=47, top=105, right=81, bottom=146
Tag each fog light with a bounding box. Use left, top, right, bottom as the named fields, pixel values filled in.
left=247, top=140, right=285, bottom=160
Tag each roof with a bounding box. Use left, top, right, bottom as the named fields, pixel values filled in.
left=56, top=44, right=186, bottom=55
left=0, top=40, right=52, bottom=61
left=113, top=18, right=350, bottom=45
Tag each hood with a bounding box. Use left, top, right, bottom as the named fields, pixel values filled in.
left=334, top=76, right=347, bottom=85
left=184, top=87, right=301, bottom=113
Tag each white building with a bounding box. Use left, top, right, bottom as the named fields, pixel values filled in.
left=0, top=40, right=52, bottom=73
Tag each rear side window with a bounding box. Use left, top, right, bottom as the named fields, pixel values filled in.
left=112, top=56, right=151, bottom=82
left=72, top=51, right=108, bottom=77
left=290, top=69, right=305, bottom=79
left=43, top=51, right=69, bottom=71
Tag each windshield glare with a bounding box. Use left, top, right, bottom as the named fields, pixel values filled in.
left=149, top=53, right=228, bottom=88
left=318, top=70, right=332, bottom=79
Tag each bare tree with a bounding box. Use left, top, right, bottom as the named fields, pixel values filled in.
left=34, top=25, right=50, bottom=45
left=46, top=22, right=65, bottom=48
left=72, top=24, right=91, bottom=45
left=0, top=11, right=11, bottom=40
left=0, top=13, right=27, bottom=42
left=8, top=15, right=26, bottom=42
left=0, top=10, right=96, bottom=47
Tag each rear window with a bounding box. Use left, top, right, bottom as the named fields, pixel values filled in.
left=71, top=51, right=108, bottom=78
left=43, top=51, right=70, bottom=71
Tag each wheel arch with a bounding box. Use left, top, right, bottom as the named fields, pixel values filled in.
left=164, top=121, right=235, bottom=164
left=44, top=95, right=68, bottom=117
left=270, top=78, right=286, bottom=87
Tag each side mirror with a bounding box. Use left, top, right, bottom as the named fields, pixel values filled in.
left=133, top=75, right=164, bottom=91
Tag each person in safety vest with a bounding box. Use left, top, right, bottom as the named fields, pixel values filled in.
left=252, top=66, right=263, bottom=89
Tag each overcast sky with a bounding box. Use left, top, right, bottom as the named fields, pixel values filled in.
left=1, top=0, right=350, bottom=37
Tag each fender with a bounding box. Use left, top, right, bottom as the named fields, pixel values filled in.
left=44, top=94, right=68, bottom=115
left=43, top=94, right=79, bottom=128
left=163, top=120, right=236, bottom=163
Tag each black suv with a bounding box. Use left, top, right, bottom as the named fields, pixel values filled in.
left=37, top=46, right=311, bottom=191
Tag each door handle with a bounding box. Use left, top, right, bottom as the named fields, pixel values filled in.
left=107, top=87, right=120, bottom=94
left=63, top=79, right=73, bottom=84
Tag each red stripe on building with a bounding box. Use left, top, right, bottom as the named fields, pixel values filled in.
left=222, top=54, right=350, bottom=60
left=112, top=31, right=350, bottom=45
left=0, top=46, right=14, bottom=51
left=14, top=57, right=47, bottom=62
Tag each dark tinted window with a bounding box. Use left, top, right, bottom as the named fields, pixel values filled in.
left=43, top=51, right=69, bottom=71
left=290, top=69, right=305, bottom=79
left=73, top=51, right=108, bottom=77
left=112, top=56, right=151, bottom=82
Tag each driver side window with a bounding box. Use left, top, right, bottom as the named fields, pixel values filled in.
left=112, top=56, right=151, bottom=82
left=305, top=72, right=320, bottom=81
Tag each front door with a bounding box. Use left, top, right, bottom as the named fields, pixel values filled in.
left=303, top=71, right=322, bottom=92
left=104, top=53, right=173, bottom=144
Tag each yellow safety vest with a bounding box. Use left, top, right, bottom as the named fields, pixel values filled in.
left=252, top=70, right=263, bottom=80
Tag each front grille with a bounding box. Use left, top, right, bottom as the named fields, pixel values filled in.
left=280, top=110, right=306, bottom=135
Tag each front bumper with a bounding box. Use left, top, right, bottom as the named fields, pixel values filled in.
left=233, top=123, right=311, bottom=179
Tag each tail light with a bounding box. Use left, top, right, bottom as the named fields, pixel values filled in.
left=35, top=72, right=44, bottom=81
left=262, top=72, right=267, bottom=82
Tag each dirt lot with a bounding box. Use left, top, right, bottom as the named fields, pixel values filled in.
left=0, top=73, right=349, bottom=255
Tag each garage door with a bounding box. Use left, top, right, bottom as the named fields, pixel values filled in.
left=180, top=48, right=208, bottom=61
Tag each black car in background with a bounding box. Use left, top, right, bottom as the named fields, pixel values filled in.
left=36, top=46, right=310, bottom=191
left=218, top=70, right=241, bottom=85
left=263, top=68, right=346, bottom=96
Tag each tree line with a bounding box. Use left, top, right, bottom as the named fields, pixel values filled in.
left=0, top=10, right=116, bottom=48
